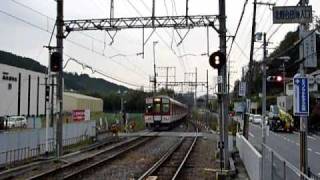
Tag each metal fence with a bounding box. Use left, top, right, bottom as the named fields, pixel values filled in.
left=0, top=135, right=91, bottom=167
left=262, top=143, right=313, bottom=180
left=0, top=121, right=96, bottom=167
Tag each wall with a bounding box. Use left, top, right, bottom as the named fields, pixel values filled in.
left=0, top=121, right=96, bottom=165
left=236, top=133, right=262, bottom=180
left=0, top=64, right=47, bottom=117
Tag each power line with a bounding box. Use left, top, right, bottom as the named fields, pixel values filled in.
left=135, top=0, right=188, bottom=72
left=63, top=54, right=150, bottom=89
left=7, top=0, right=149, bottom=78
left=227, top=0, right=249, bottom=59
left=0, top=8, right=149, bottom=86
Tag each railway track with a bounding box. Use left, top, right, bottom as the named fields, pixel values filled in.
left=28, top=136, right=154, bottom=180
left=138, top=129, right=198, bottom=180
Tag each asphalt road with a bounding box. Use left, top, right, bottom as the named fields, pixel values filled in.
left=248, top=122, right=320, bottom=177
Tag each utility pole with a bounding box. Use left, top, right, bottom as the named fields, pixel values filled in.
left=194, top=67, right=197, bottom=108
left=262, top=33, right=267, bottom=146
left=206, top=69, right=209, bottom=108
left=299, top=0, right=308, bottom=176
left=153, top=41, right=158, bottom=94
left=166, top=67, right=169, bottom=90
left=244, top=0, right=257, bottom=139
left=219, top=0, right=229, bottom=169
left=110, top=0, right=114, bottom=19
left=56, top=0, right=64, bottom=157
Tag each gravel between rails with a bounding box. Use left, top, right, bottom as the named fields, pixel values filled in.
left=176, top=134, right=217, bottom=180
left=79, top=136, right=181, bottom=180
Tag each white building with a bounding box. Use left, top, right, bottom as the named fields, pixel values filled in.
left=0, top=64, right=47, bottom=117
left=286, top=70, right=320, bottom=96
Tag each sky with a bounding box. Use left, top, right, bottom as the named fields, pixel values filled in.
left=0, top=0, right=319, bottom=96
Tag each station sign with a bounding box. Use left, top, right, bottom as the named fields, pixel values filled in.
left=293, top=75, right=309, bottom=116
left=273, top=6, right=312, bottom=24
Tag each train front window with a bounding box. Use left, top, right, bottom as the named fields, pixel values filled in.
left=154, top=103, right=161, bottom=113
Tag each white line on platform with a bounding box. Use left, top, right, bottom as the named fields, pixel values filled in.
left=296, top=143, right=300, bottom=146
left=315, top=152, right=320, bottom=156
left=308, top=136, right=316, bottom=140
left=308, top=148, right=312, bottom=152
left=249, top=132, right=255, bottom=138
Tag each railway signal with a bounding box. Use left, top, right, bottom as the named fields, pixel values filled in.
left=267, top=75, right=283, bottom=82
left=209, top=51, right=226, bottom=70
left=50, top=52, right=62, bottom=72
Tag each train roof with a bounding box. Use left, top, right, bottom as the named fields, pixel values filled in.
left=149, top=95, right=188, bottom=108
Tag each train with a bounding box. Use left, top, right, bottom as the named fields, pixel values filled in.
left=144, top=96, right=188, bottom=130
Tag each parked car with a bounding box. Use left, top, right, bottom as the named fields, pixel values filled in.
left=252, top=114, right=262, bottom=125
left=248, top=114, right=254, bottom=122
left=6, top=116, right=27, bottom=128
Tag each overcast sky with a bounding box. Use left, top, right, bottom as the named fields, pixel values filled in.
left=0, top=0, right=319, bottom=95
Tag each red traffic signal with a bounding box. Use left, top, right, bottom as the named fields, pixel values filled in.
left=50, top=52, right=62, bottom=72
left=209, top=51, right=226, bottom=70
left=267, top=76, right=283, bottom=82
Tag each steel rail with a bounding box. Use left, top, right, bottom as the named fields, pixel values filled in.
left=28, top=136, right=152, bottom=180
left=138, top=128, right=198, bottom=180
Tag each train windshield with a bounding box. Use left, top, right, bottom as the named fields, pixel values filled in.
left=153, top=98, right=161, bottom=113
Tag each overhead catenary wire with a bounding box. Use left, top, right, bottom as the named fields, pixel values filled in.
left=7, top=0, right=149, bottom=79
left=63, top=54, right=150, bottom=89
left=0, top=8, right=149, bottom=88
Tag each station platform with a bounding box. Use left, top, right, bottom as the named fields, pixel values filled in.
left=118, top=131, right=205, bottom=137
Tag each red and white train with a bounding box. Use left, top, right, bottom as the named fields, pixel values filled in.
left=144, top=96, right=188, bottom=130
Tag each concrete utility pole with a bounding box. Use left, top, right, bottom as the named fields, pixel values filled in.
left=166, top=67, right=169, bottom=90
left=206, top=69, right=209, bottom=108
left=56, top=0, right=64, bottom=157
left=244, top=0, right=257, bottom=139
left=153, top=41, right=158, bottom=94
left=299, top=0, right=308, bottom=176
left=219, top=0, right=229, bottom=169
left=195, top=67, right=197, bottom=108
left=262, top=33, right=267, bottom=146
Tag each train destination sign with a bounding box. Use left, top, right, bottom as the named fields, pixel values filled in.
left=273, top=6, right=312, bottom=24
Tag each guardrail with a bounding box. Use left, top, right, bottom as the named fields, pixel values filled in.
left=236, top=133, right=315, bottom=180
left=262, top=143, right=314, bottom=180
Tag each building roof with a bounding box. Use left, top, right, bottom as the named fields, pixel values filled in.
left=64, top=92, right=102, bottom=101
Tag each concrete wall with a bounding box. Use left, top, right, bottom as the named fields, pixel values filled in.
left=0, top=121, right=96, bottom=165
left=236, top=133, right=262, bottom=180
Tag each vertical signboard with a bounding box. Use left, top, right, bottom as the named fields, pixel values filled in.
left=293, top=76, right=309, bottom=116
left=239, top=82, right=246, bottom=97
left=299, top=27, right=317, bottom=68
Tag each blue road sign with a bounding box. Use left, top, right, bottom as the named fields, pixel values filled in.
left=293, top=76, right=309, bottom=116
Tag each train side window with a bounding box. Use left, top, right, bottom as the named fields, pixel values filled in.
left=162, top=103, right=170, bottom=113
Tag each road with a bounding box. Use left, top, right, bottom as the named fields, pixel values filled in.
left=248, top=122, right=320, bottom=177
